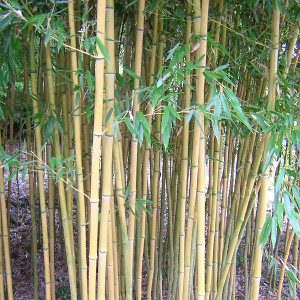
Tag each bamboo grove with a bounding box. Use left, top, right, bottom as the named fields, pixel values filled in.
left=0, top=0, right=299, bottom=299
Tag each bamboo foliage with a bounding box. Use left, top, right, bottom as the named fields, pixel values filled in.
left=0, top=1, right=299, bottom=299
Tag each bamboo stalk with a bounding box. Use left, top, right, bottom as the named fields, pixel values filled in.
left=88, top=0, right=106, bottom=297
left=29, top=25, right=52, bottom=300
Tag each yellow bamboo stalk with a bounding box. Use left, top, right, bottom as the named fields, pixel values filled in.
left=67, top=1, right=88, bottom=297
left=97, top=1, right=115, bottom=298
left=110, top=195, right=120, bottom=299
left=180, top=2, right=193, bottom=298
left=88, top=0, right=106, bottom=297
left=45, top=44, right=77, bottom=300
left=29, top=25, right=51, bottom=300
left=216, top=134, right=266, bottom=299
left=107, top=197, right=115, bottom=300
left=47, top=144, right=56, bottom=300
left=23, top=46, right=39, bottom=299
left=128, top=0, right=146, bottom=274
left=190, top=0, right=210, bottom=299
left=146, top=17, right=164, bottom=299
left=251, top=4, right=280, bottom=299
left=0, top=129, right=14, bottom=300
left=277, top=229, right=295, bottom=299
left=113, top=132, right=132, bottom=298
left=136, top=7, right=158, bottom=300
left=0, top=212, right=4, bottom=299
left=206, top=134, right=220, bottom=299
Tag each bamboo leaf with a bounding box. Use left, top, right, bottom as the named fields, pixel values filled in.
left=123, top=67, right=141, bottom=81
left=275, top=168, right=286, bottom=194
left=7, top=169, right=18, bottom=182
left=185, top=109, right=194, bottom=125
left=283, top=192, right=300, bottom=238
left=277, top=202, right=283, bottom=230
left=168, top=106, right=180, bottom=120
left=136, top=111, right=151, bottom=146
left=162, top=108, right=170, bottom=131
left=136, top=111, right=150, bottom=131
left=166, top=43, right=180, bottom=61
left=124, top=117, right=136, bottom=137
left=262, top=148, right=276, bottom=174
left=271, top=215, right=277, bottom=248
left=259, top=214, right=272, bottom=248
left=105, top=107, right=113, bottom=125
left=212, top=119, right=220, bottom=141
left=0, top=106, right=4, bottom=119
left=86, top=70, right=95, bottom=90
left=225, top=87, right=252, bottom=131
left=95, top=36, right=109, bottom=61
left=163, top=123, right=171, bottom=150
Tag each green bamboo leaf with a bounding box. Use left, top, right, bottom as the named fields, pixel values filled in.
left=168, top=106, right=180, bottom=120
left=163, top=123, right=171, bottom=150
left=259, top=214, right=272, bottom=248
left=113, top=120, right=118, bottom=139
left=95, top=36, right=109, bottom=61
left=136, top=111, right=149, bottom=131
left=123, top=67, right=141, bottom=81
left=225, top=87, right=252, bottom=131
left=212, top=119, right=220, bottom=141
left=86, top=70, right=95, bottom=90
left=271, top=215, right=277, bottom=248
left=203, top=71, right=223, bottom=83
left=0, top=106, right=4, bottom=119
left=105, top=107, right=113, bottom=125
left=44, top=29, right=52, bottom=45
left=292, top=186, right=300, bottom=208
left=136, top=111, right=151, bottom=146
left=166, top=43, right=180, bottom=61
left=162, top=108, right=170, bottom=131
left=185, top=110, right=194, bottom=125
left=193, top=110, right=203, bottom=132
left=124, top=117, right=136, bottom=137
left=277, top=202, right=283, bottom=230
left=7, top=169, right=18, bottom=182
left=262, top=148, right=276, bottom=174
left=157, top=78, right=163, bottom=88
left=220, top=92, right=230, bottom=118
left=275, top=168, right=286, bottom=194
left=283, top=192, right=300, bottom=238
left=57, top=33, right=64, bottom=51
left=214, top=96, right=221, bottom=121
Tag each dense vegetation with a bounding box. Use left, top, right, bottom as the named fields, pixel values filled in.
left=0, top=0, right=299, bottom=299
